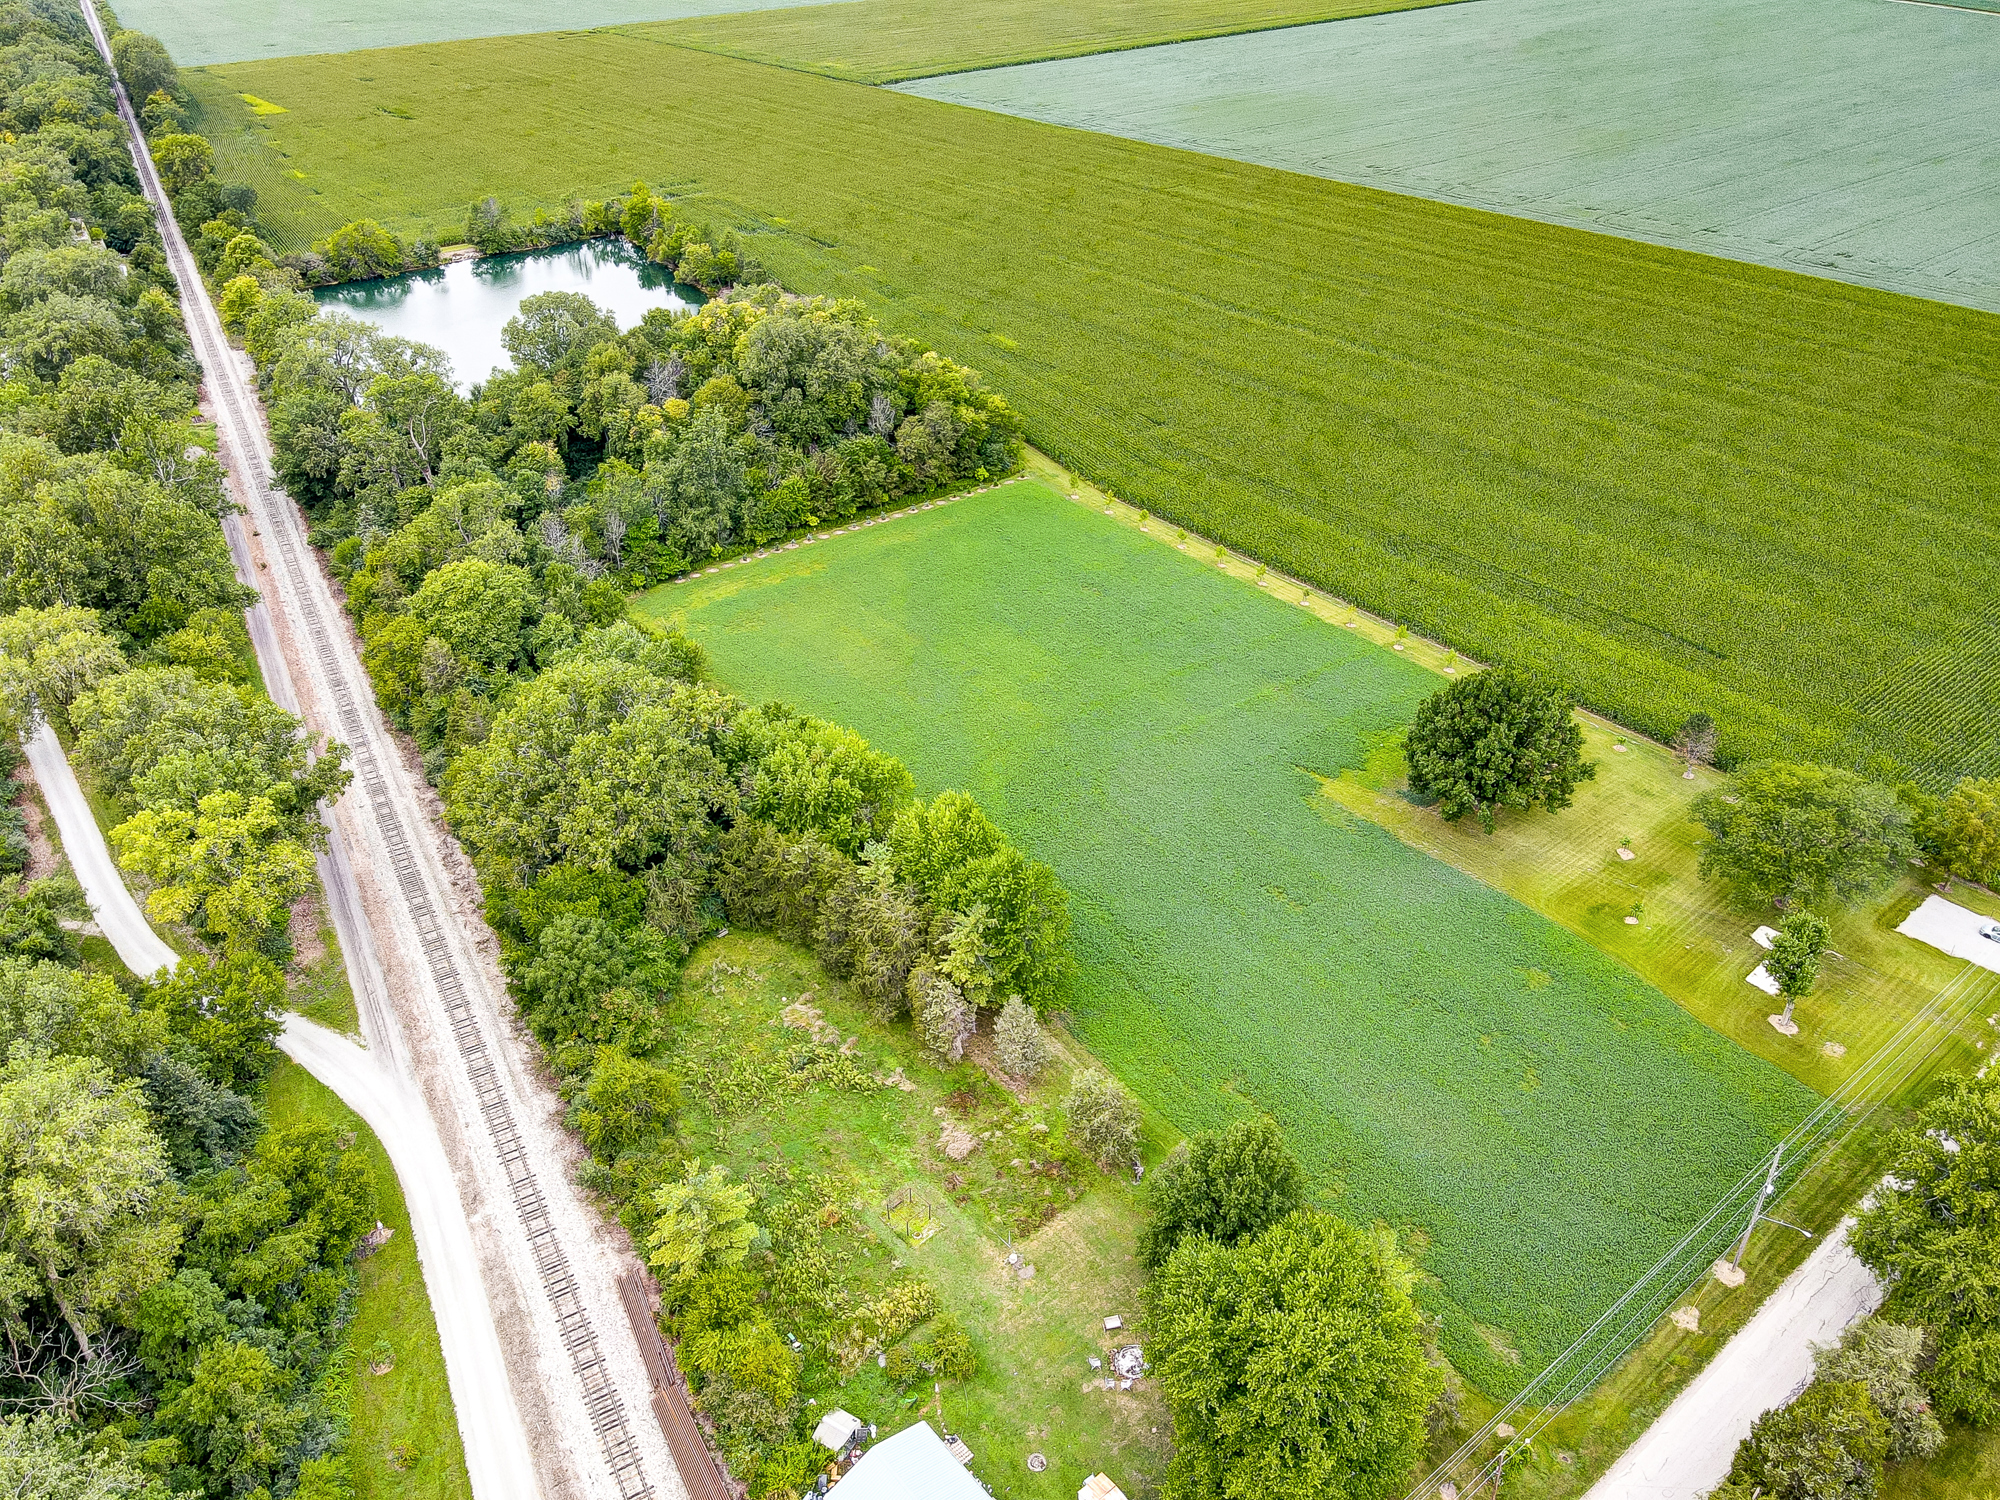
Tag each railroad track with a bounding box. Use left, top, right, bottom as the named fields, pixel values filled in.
left=77, top=7, right=668, bottom=1497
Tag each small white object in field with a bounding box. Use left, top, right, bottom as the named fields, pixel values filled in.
left=1613, top=743, right=1629, bottom=752
left=1746, top=963, right=1781, bottom=996
left=1444, top=667, right=1456, bottom=674
left=1496, top=1423, right=1516, bottom=1439
left=1618, top=848, right=1635, bottom=861
left=1104, top=1315, right=1123, bottom=1331
left=1712, top=1259, right=1746, bottom=1288
left=1624, top=915, right=1640, bottom=925
left=1769, top=1013, right=1800, bottom=1035
left=1671, top=1306, right=1700, bottom=1333
left=1752, top=926, right=1779, bottom=949
left=1394, top=643, right=1405, bottom=651
left=1684, top=769, right=1696, bottom=779
left=1823, top=1042, right=1846, bottom=1058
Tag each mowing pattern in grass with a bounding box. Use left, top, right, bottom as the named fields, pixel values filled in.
left=266, top=1061, right=473, bottom=1500
left=638, top=482, right=1815, bottom=1394
left=186, top=38, right=2000, bottom=781
left=900, top=0, right=2000, bottom=314
left=637, top=0, right=1467, bottom=84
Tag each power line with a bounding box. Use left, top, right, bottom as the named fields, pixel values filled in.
left=1409, top=961, right=1996, bottom=1500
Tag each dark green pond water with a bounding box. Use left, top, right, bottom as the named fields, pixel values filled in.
left=314, top=238, right=703, bottom=388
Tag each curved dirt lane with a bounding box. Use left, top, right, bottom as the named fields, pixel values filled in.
left=75, top=8, right=686, bottom=1500
left=21, top=720, right=177, bottom=980
left=280, top=1017, right=543, bottom=1500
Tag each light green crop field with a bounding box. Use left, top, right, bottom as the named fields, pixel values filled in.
left=638, top=0, right=1468, bottom=84
left=186, top=37, right=2000, bottom=784
left=901, top=0, right=2000, bottom=313
left=635, top=481, right=1815, bottom=1394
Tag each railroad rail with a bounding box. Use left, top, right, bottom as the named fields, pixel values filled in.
left=77, top=5, right=662, bottom=1495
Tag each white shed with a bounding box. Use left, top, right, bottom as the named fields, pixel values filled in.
left=813, top=1408, right=865, bottom=1452
left=828, top=1422, right=985, bottom=1499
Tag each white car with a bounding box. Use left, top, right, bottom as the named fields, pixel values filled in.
left=1981, top=922, right=2000, bottom=945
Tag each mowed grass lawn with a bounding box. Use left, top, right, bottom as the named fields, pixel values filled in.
left=635, top=481, right=1815, bottom=1394
left=188, top=36, right=2000, bottom=781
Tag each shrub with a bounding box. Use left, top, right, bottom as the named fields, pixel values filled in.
left=993, top=994, right=1049, bottom=1080
left=1724, top=1378, right=1887, bottom=1500
left=1065, top=1068, right=1139, bottom=1170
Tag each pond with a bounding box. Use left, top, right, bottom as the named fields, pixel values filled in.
left=314, top=238, right=704, bottom=388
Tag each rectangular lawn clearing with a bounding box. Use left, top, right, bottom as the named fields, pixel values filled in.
left=637, top=480, right=1816, bottom=1393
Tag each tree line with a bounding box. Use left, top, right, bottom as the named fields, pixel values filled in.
left=0, top=9, right=383, bottom=1500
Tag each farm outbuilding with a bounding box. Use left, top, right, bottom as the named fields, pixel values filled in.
left=827, top=1421, right=984, bottom=1498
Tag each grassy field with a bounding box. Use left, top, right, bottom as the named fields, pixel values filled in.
left=666, top=932, right=1170, bottom=1498
left=267, top=1061, right=475, bottom=1500
left=636, top=0, right=1468, bottom=84
left=636, top=478, right=1814, bottom=1394
left=107, top=0, right=820, bottom=67
left=901, top=0, right=2000, bottom=313
left=187, top=37, right=2000, bottom=782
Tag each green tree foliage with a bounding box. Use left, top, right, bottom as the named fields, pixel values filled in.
left=0, top=1413, right=156, bottom=1500
left=1404, top=668, right=1595, bottom=832
left=1723, top=1379, right=1888, bottom=1500
left=503, top=292, right=620, bottom=379
left=109, top=31, right=177, bottom=105
left=154, top=1339, right=303, bottom=1500
left=744, top=712, right=912, bottom=856
left=1930, top=776, right=2000, bottom=889
left=110, top=792, right=317, bottom=957
left=0, top=1051, right=179, bottom=1360
left=647, top=1161, right=757, bottom=1287
left=1813, top=1318, right=1943, bottom=1462
left=148, top=135, right=212, bottom=197
left=1065, top=1068, right=1139, bottom=1171
left=0, top=604, right=124, bottom=728
left=309, top=220, right=403, bottom=284
left=569, top=1047, right=680, bottom=1160
left=888, top=790, right=1071, bottom=1007
left=144, top=953, right=287, bottom=1092
left=0, top=877, right=87, bottom=965
left=1148, top=1211, right=1440, bottom=1500
left=1853, top=1070, right=2000, bottom=1424
left=0, top=954, right=164, bottom=1073
left=73, top=666, right=348, bottom=838
left=1138, top=1116, right=1304, bottom=1271
left=1694, top=762, right=1916, bottom=908
left=676, top=1266, right=797, bottom=1408
left=1766, top=909, right=1832, bottom=1004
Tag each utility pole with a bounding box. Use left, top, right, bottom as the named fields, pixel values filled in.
left=1731, top=1145, right=1784, bottom=1270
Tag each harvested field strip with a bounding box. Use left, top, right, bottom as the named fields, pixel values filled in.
left=189, top=35, right=2000, bottom=779
left=630, top=0, right=1470, bottom=84
left=639, top=481, right=1816, bottom=1396
left=901, top=0, right=2000, bottom=315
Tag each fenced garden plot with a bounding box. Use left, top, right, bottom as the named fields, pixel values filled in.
left=637, top=481, right=1816, bottom=1397
left=185, top=37, right=2000, bottom=783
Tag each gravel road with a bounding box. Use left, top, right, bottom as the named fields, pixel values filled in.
left=76, top=7, right=688, bottom=1499
left=280, top=1017, right=542, bottom=1500
left=20, top=720, right=177, bottom=979
left=1584, top=1221, right=1882, bottom=1500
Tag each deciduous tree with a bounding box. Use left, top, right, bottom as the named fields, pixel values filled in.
left=1404, top=668, right=1595, bottom=831
left=1138, top=1117, right=1303, bottom=1271
left=647, top=1162, right=756, bottom=1288
left=1148, top=1211, right=1439, bottom=1500
left=1694, top=762, right=1915, bottom=908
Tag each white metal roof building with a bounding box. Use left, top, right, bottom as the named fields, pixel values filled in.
left=826, top=1421, right=986, bottom=1499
